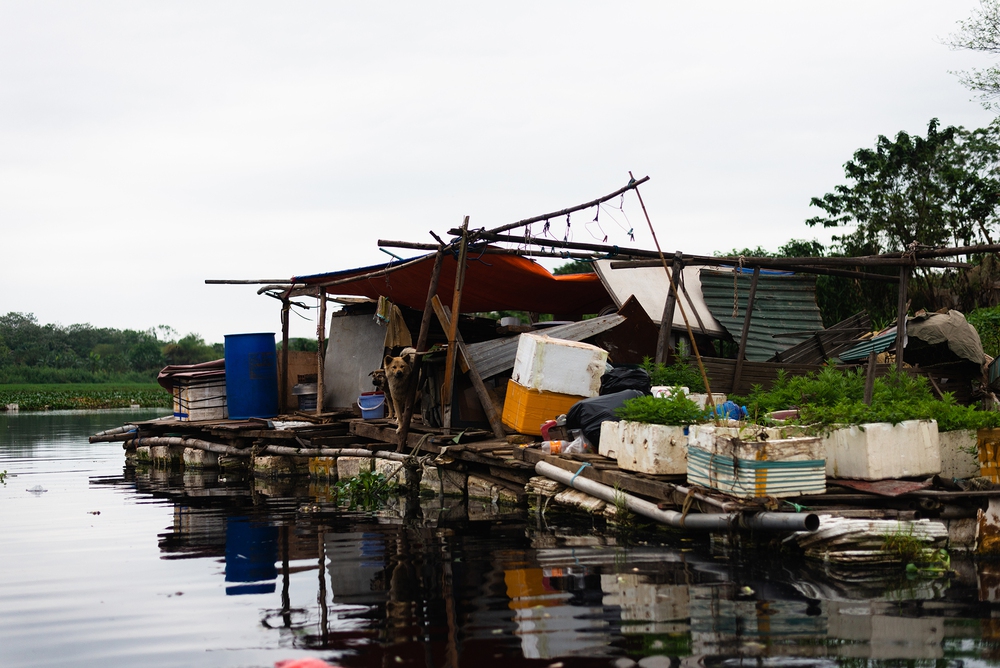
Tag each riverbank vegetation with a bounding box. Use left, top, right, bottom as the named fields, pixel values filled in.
left=0, top=383, right=170, bottom=411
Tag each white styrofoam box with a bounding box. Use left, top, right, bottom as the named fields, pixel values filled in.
left=939, top=429, right=979, bottom=480
left=600, top=420, right=688, bottom=474
left=686, top=435, right=825, bottom=499
left=688, top=424, right=814, bottom=455
left=173, top=379, right=227, bottom=421
left=511, top=333, right=608, bottom=398
left=823, top=420, right=941, bottom=480
left=650, top=387, right=725, bottom=410
left=652, top=386, right=689, bottom=398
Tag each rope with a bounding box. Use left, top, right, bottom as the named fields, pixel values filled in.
left=569, top=462, right=591, bottom=486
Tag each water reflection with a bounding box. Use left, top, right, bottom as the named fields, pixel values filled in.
left=92, top=461, right=1000, bottom=667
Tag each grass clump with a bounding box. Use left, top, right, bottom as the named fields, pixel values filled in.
left=735, top=367, right=1000, bottom=432
left=615, top=390, right=707, bottom=427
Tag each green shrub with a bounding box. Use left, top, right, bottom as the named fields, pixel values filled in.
left=615, top=390, right=707, bottom=426
left=640, top=356, right=705, bottom=393
left=736, top=367, right=1000, bottom=432
left=968, top=305, right=1000, bottom=359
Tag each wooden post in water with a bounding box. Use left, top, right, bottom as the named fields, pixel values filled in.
left=397, top=247, right=447, bottom=452
left=656, top=251, right=683, bottom=365
left=732, top=266, right=760, bottom=395
left=316, top=290, right=327, bottom=416
left=442, top=217, right=470, bottom=431
left=896, top=265, right=909, bottom=372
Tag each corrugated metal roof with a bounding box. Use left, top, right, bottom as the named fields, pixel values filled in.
left=465, top=314, right=625, bottom=379
left=699, top=268, right=824, bottom=362
left=837, top=330, right=897, bottom=362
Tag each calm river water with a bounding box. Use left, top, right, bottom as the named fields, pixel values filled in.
left=2, top=410, right=1000, bottom=667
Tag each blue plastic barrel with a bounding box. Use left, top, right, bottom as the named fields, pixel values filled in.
left=224, top=333, right=279, bottom=419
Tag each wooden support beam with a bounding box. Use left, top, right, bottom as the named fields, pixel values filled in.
left=864, top=349, right=877, bottom=405
left=432, top=295, right=507, bottom=439
left=896, top=265, right=909, bottom=372
left=397, top=248, right=446, bottom=452
left=732, top=266, right=760, bottom=394
left=316, top=290, right=327, bottom=415
left=656, top=251, right=683, bottom=364
left=442, top=216, right=470, bottom=429
left=280, top=297, right=290, bottom=412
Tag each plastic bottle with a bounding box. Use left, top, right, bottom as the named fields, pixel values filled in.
left=541, top=440, right=566, bottom=454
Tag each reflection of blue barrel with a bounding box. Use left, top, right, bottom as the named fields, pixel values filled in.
left=224, top=333, right=279, bottom=419
left=225, top=516, right=277, bottom=595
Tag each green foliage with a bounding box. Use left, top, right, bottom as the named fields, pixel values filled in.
left=0, top=383, right=171, bottom=411
left=335, top=468, right=395, bottom=510
left=737, top=367, right=1000, bottom=431
left=552, top=259, right=595, bottom=275
left=641, top=356, right=705, bottom=392
left=968, top=304, right=1000, bottom=358
left=949, top=0, right=1000, bottom=109
left=0, top=470, right=6, bottom=485
left=615, top=391, right=707, bottom=426
left=277, top=338, right=318, bottom=353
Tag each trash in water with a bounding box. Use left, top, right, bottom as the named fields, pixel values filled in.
left=26, top=485, right=48, bottom=494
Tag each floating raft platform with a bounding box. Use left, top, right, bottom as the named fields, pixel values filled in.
left=91, top=412, right=1000, bottom=555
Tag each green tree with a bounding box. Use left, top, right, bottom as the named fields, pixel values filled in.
left=162, top=334, right=219, bottom=366
left=807, top=119, right=1000, bottom=313
left=552, top=259, right=595, bottom=275
left=950, top=0, right=1000, bottom=109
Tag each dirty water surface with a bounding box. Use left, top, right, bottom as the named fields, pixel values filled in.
left=2, top=410, right=1000, bottom=667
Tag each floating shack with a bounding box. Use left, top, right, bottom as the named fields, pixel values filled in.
left=96, top=177, right=1000, bottom=573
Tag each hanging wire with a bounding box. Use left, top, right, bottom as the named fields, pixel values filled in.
left=600, top=202, right=635, bottom=242
left=585, top=205, right=608, bottom=242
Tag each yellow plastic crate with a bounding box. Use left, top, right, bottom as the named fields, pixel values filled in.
left=501, top=379, right=583, bottom=436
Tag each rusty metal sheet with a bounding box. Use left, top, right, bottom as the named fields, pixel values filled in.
left=831, top=478, right=932, bottom=497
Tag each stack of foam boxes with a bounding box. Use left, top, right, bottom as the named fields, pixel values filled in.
left=501, top=333, right=608, bottom=435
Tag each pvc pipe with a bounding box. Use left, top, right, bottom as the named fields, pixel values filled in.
left=125, top=436, right=413, bottom=463
left=535, top=460, right=819, bottom=533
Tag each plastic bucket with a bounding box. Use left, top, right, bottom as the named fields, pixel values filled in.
left=359, top=391, right=386, bottom=419
left=224, top=333, right=279, bottom=419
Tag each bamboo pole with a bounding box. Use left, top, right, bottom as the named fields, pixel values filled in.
left=864, top=349, right=877, bottom=405
left=442, top=217, right=470, bottom=430
left=397, top=247, right=447, bottom=452
left=630, top=172, right=715, bottom=410
left=316, top=290, right=327, bottom=415
left=609, top=259, right=902, bottom=282
left=732, top=266, right=760, bottom=394
left=480, top=176, right=650, bottom=235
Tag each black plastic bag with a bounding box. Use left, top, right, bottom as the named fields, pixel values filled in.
left=565, top=389, right=645, bottom=447
left=599, top=366, right=651, bottom=396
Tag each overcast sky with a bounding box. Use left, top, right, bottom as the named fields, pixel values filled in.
left=2, top=1, right=998, bottom=344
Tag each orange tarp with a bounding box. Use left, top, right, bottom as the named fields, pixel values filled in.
left=294, top=251, right=612, bottom=316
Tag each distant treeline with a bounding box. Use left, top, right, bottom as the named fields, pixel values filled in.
left=0, top=312, right=317, bottom=384
left=0, top=312, right=221, bottom=383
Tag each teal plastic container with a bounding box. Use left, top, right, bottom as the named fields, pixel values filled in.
left=224, top=333, right=279, bottom=419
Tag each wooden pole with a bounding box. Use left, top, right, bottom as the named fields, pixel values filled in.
left=732, top=266, right=760, bottom=395
left=656, top=252, right=683, bottom=365
left=896, top=265, right=909, bottom=372
left=280, top=297, right=290, bottom=413
left=864, top=349, right=877, bottom=405
left=480, top=176, right=650, bottom=235
left=442, top=216, right=470, bottom=430
left=397, top=248, right=446, bottom=452
left=316, top=290, right=327, bottom=415
left=432, top=296, right=506, bottom=439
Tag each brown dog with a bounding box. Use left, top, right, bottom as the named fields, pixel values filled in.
left=369, top=368, right=395, bottom=419
left=383, top=347, right=416, bottom=431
